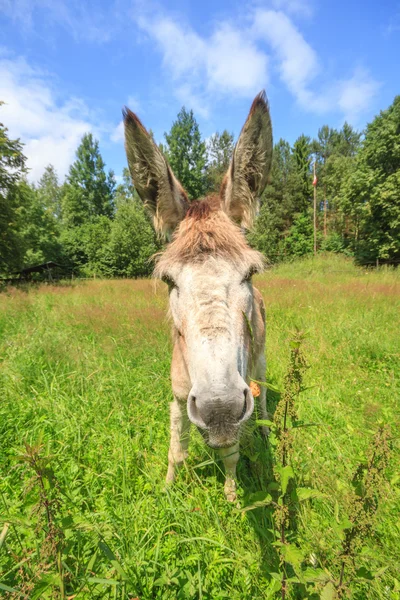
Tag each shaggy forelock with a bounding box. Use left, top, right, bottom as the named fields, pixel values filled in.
left=154, top=197, right=264, bottom=278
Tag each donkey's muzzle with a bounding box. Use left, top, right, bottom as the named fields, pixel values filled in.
left=186, top=379, right=254, bottom=446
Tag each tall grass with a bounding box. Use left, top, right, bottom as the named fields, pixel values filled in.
left=0, top=255, right=399, bottom=599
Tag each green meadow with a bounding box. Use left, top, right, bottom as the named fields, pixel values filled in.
left=0, top=255, right=399, bottom=599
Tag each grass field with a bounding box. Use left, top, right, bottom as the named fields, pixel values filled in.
left=0, top=254, right=399, bottom=599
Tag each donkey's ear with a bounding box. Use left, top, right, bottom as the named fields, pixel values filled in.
left=123, top=107, right=189, bottom=235
left=220, top=91, right=273, bottom=228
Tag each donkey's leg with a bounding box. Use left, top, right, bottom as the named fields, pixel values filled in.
left=166, top=398, right=191, bottom=483
left=256, top=353, right=270, bottom=437
left=219, top=443, right=240, bottom=502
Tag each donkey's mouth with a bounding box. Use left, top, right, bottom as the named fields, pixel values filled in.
left=198, top=427, right=239, bottom=450
left=207, top=439, right=238, bottom=450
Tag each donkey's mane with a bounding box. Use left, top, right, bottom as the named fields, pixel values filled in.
left=154, top=197, right=264, bottom=276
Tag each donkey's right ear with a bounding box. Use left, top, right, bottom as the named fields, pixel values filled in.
left=123, top=107, right=189, bottom=235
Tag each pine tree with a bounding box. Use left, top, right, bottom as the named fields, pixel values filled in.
left=206, top=130, right=234, bottom=193
left=248, top=139, right=305, bottom=261
left=342, top=96, right=400, bottom=263
left=37, top=165, right=62, bottom=219
left=14, top=179, right=63, bottom=267
left=292, top=134, right=312, bottom=213
left=61, top=133, right=115, bottom=227
left=0, top=103, right=27, bottom=272
left=164, top=107, right=206, bottom=199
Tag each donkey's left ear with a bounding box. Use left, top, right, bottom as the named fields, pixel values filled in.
left=220, top=91, right=273, bottom=228
left=123, top=107, right=189, bottom=236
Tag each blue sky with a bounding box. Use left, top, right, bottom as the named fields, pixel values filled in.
left=1, top=0, right=399, bottom=182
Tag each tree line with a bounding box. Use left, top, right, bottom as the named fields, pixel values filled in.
left=1, top=96, right=399, bottom=278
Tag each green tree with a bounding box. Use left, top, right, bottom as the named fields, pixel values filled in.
left=36, top=165, right=62, bottom=220
left=336, top=122, right=362, bottom=158
left=206, top=130, right=234, bottom=193
left=284, top=213, right=314, bottom=257
left=248, top=139, right=305, bottom=261
left=312, top=124, right=361, bottom=240
left=62, top=133, right=116, bottom=227
left=0, top=103, right=27, bottom=272
left=107, top=196, right=159, bottom=278
left=312, top=126, right=339, bottom=238
left=293, top=134, right=312, bottom=213
left=342, top=96, right=400, bottom=263
left=61, top=216, right=111, bottom=276
left=14, top=179, right=63, bottom=267
left=164, top=107, right=206, bottom=199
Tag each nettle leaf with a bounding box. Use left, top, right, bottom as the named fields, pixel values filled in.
left=300, top=567, right=330, bottom=584
left=256, top=419, right=274, bottom=428
left=278, top=465, right=295, bottom=495
left=241, top=491, right=273, bottom=512
left=320, top=581, right=337, bottom=600
left=268, top=432, right=278, bottom=447
left=295, top=487, right=326, bottom=502
left=267, top=481, right=280, bottom=492
left=356, top=567, right=374, bottom=580
left=280, top=543, right=304, bottom=572
left=267, top=578, right=282, bottom=594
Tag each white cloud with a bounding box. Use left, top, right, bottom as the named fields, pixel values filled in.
left=208, top=24, right=269, bottom=95
left=134, top=6, right=378, bottom=123
left=253, top=10, right=318, bottom=104
left=111, top=120, right=124, bottom=143
left=135, top=13, right=269, bottom=113
left=253, top=9, right=379, bottom=120
left=0, top=0, right=112, bottom=43
left=336, top=68, right=381, bottom=123
left=0, top=56, right=97, bottom=181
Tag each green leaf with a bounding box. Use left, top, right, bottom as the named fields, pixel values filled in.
left=256, top=419, right=274, bottom=428
left=279, top=465, right=295, bottom=494
left=320, top=581, right=337, bottom=600
left=295, top=487, right=326, bottom=501
left=267, top=578, right=282, bottom=594
left=98, top=541, right=129, bottom=581
left=241, top=491, right=273, bottom=512
left=280, top=543, right=303, bottom=572
left=300, top=567, right=330, bottom=583
left=0, top=582, right=19, bottom=593
left=85, top=548, right=99, bottom=575
left=356, top=567, right=374, bottom=580
left=87, top=577, right=120, bottom=585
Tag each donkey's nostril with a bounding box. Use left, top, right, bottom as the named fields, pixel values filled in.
left=240, top=397, right=247, bottom=420
left=187, top=392, right=208, bottom=429
left=238, top=387, right=254, bottom=423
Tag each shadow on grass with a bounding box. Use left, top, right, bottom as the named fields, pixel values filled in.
left=189, top=389, right=287, bottom=584
left=185, top=388, right=305, bottom=592
left=239, top=388, right=281, bottom=580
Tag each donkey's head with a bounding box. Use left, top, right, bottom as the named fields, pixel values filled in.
left=124, top=92, right=272, bottom=448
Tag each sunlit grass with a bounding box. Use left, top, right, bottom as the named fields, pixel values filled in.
left=0, top=255, right=399, bottom=599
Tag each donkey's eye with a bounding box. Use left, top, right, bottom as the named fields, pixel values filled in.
left=242, top=267, right=258, bottom=284
left=162, top=275, right=177, bottom=290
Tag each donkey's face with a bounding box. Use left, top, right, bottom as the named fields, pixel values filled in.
left=124, top=92, right=272, bottom=449
left=161, top=250, right=263, bottom=448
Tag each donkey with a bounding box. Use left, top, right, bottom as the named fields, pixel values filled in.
left=123, top=91, right=272, bottom=501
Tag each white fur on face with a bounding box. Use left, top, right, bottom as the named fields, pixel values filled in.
left=166, top=256, right=255, bottom=391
